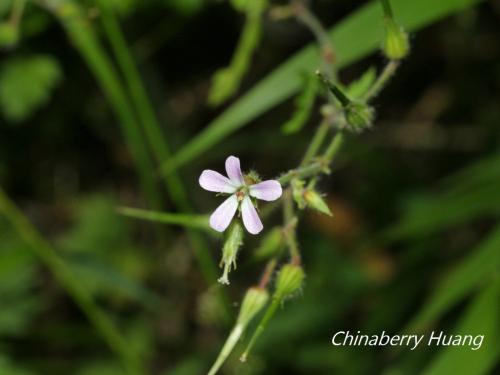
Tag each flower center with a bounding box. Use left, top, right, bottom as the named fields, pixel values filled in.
left=235, top=188, right=247, bottom=202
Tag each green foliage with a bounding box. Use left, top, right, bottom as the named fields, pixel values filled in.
left=385, top=152, right=500, bottom=241
left=281, top=73, right=318, bottom=134
left=0, top=230, right=42, bottom=336
left=0, top=55, right=62, bottom=123
left=0, top=356, right=34, bottom=375
left=346, top=67, right=376, bottom=99
left=405, top=226, right=500, bottom=332
left=422, top=281, right=500, bottom=375
left=164, top=0, right=485, bottom=173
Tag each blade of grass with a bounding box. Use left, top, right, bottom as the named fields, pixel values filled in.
left=162, top=0, right=484, bottom=173
left=93, top=2, right=231, bottom=320
left=0, top=187, right=143, bottom=375
left=40, top=1, right=161, bottom=210
left=117, top=207, right=210, bottom=231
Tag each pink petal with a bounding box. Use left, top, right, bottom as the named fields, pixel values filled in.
left=199, top=170, right=237, bottom=193
left=241, top=196, right=263, bottom=235
left=210, top=195, right=238, bottom=232
left=225, top=156, right=244, bottom=186
left=249, top=180, right=282, bottom=201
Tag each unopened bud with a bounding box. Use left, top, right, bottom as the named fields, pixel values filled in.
left=383, top=18, right=409, bottom=60
left=218, top=222, right=244, bottom=285
left=0, top=23, right=18, bottom=48
left=237, top=287, right=269, bottom=326
left=344, top=102, right=374, bottom=132
left=304, top=189, right=333, bottom=216
left=275, top=264, right=305, bottom=299
left=254, top=227, right=284, bottom=260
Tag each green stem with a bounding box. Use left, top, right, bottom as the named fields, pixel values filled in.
left=324, top=131, right=345, bottom=161
left=293, top=0, right=336, bottom=80
left=10, top=0, right=26, bottom=26
left=0, top=188, right=143, bottom=375
left=362, top=60, right=400, bottom=102
left=95, top=3, right=230, bottom=320
left=207, top=324, right=244, bottom=375
left=240, top=297, right=280, bottom=362
left=380, top=0, right=394, bottom=18
left=300, top=120, right=329, bottom=166
left=283, top=191, right=300, bottom=262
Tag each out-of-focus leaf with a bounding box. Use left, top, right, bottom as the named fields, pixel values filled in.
left=422, top=280, right=500, bottom=375
left=76, top=361, right=125, bottom=375
left=405, top=226, right=500, bottom=332
left=163, top=0, right=485, bottom=172
left=0, top=230, right=43, bottom=336
left=117, top=206, right=211, bottom=231
left=281, top=73, right=318, bottom=134
left=0, top=55, right=62, bottom=122
left=346, top=67, right=376, bottom=99
left=164, top=357, right=205, bottom=375
left=68, top=255, right=161, bottom=309
left=385, top=153, right=500, bottom=241
left=0, top=356, right=34, bottom=375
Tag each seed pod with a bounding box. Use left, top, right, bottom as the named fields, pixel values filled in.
left=237, top=287, right=269, bottom=326
left=383, top=18, right=409, bottom=60
left=275, top=264, right=305, bottom=299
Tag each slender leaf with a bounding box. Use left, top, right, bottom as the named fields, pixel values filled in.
left=405, top=226, right=500, bottom=332
left=422, top=280, right=500, bottom=375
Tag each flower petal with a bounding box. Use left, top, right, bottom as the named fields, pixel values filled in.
left=210, top=195, right=238, bottom=232
left=199, top=170, right=237, bottom=193
left=241, top=196, right=263, bottom=235
left=249, top=180, right=282, bottom=201
left=225, top=155, right=244, bottom=186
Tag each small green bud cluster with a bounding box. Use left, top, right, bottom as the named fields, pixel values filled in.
left=291, top=179, right=332, bottom=216
left=344, top=101, right=375, bottom=133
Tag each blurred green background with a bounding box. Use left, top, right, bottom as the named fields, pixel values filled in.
left=0, top=0, right=499, bottom=374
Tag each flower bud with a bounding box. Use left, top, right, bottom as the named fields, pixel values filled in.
left=344, top=102, right=374, bottom=132
left=218, top=222, right=244, bottom=285
left=237, top=287, right=269, bottom=326
left=0, top=23, right=18, bottom=48
left=383, top=18, right=409, bottom=60
left=254, top=227, right=284, bottom=260
left=304, top=189, right=333, bottom=216
left=291, top=179, right=306, bottom=209
left=275, top=264, right=305, bottom=299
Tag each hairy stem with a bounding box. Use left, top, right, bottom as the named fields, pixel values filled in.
left=362, top=60, right=400, bottom=101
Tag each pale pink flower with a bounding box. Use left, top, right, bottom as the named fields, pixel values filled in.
left=199, top=156, right=282, bottom=234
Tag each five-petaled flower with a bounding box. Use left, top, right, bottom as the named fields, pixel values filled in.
left=199, top=156, right=282, bottom=234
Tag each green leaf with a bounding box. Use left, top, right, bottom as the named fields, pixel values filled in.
left=404, top=226, right=500, bottom=333
left=117, top=206, right=211, bottom=231
left=422, top=280, right=500, bottom=375
left=281, top=73, right=319, bottom=134
left=0, top=55, right=62, bottom=122
left=384, top=153, right=500, bottom=242
left=163, top=0, right=484, bottom=172
left=346, top=67, right=377, bottom=99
